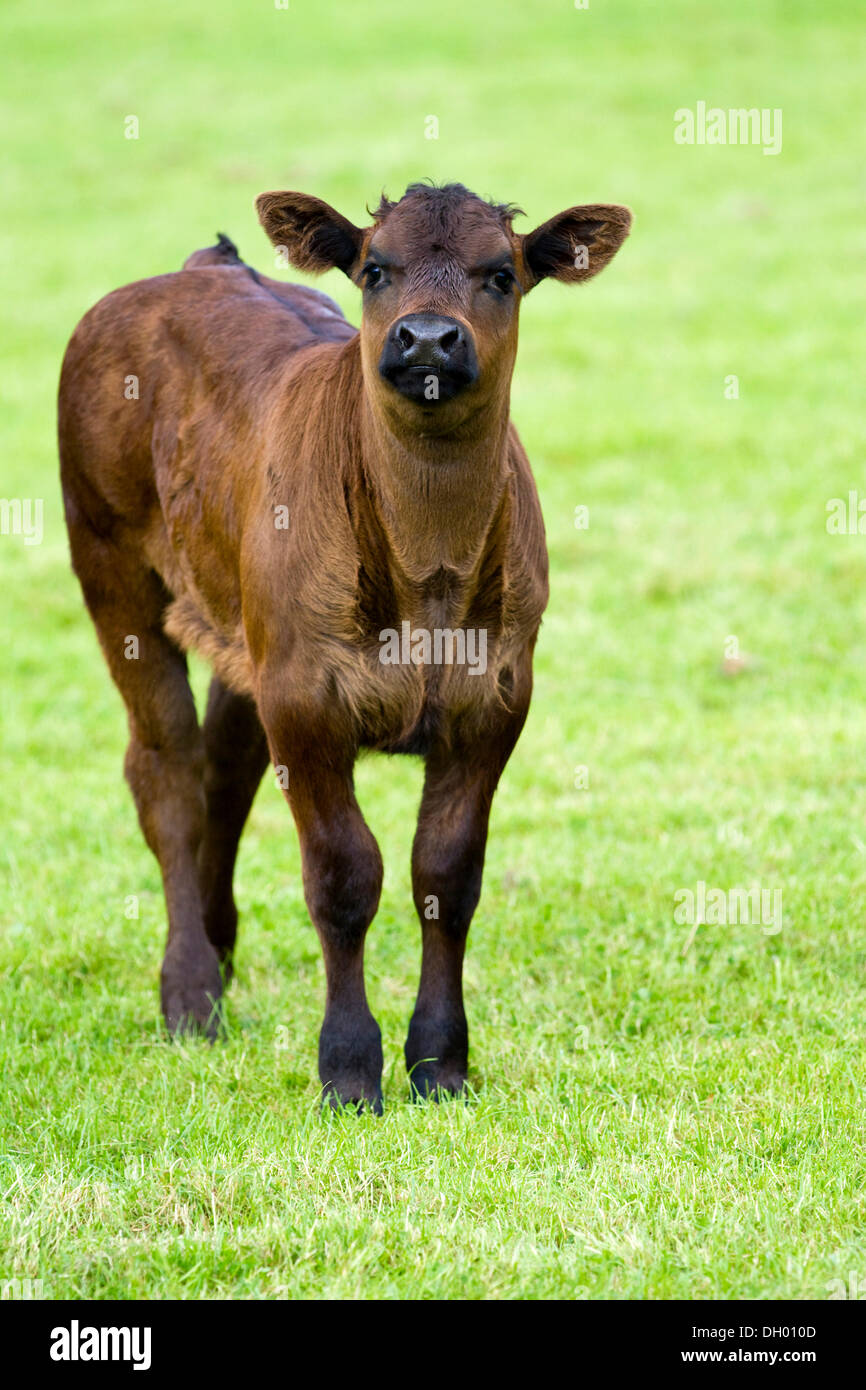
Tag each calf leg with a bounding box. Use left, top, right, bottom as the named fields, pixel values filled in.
left=259, top=696, right=383, bottom=1111
left=66, top=522, right=221, bottom=1035
left=407, top=716, right=527, bottom=1098
left=126, top=715, right=223, bottom=1036
left=198, top=678, right=270, bottom=974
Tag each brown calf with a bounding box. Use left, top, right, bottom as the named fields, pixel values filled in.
left=58, top=182, right=631, bottom=1110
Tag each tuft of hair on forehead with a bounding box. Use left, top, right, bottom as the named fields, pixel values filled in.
left=369, top=181, right=524, bottom=234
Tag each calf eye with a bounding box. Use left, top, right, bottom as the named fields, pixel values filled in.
left=490, top=268, right=514, bottom=294
left=364, top=265, right=385, bottom=287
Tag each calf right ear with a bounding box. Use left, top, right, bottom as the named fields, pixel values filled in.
left=255, top=191, right=365, bottom=276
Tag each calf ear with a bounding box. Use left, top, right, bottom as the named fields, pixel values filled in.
left=255, top=191, right=365, bottom=276
left=521, top=204, right=632, bottom=288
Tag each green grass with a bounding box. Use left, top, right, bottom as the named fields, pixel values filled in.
left=2, top=0, right=866, bottom=1299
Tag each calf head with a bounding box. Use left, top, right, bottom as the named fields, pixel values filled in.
left=256, top=182, right=632, bottom=438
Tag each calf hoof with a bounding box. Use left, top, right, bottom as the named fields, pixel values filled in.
left=322, top=1081, right=384, bottom=1116
left=405, top=1014, right=468, bottom=1101
left=319, top=1015, right=384, bottom=1116
left=161, top=940, right=223, bottom=1040
left=407, top=1063, right=467, bottom=1102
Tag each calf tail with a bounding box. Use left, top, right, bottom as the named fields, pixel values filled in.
left=182, top=232, right=243, bottom=270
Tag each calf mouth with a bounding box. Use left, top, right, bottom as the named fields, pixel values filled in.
left=379, top=361, right=478, bottom=404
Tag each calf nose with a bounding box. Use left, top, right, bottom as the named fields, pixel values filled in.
left=379, top=312, right=479, bottom=400
left=390, top=314, right=465, bottom=365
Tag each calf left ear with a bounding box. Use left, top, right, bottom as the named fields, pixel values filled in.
left=255, top=191, right=365, bottom=276
left=521, top=204, right=632, bottom=288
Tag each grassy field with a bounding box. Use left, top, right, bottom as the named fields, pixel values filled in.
left=2, top=0, right=866, bottom=1299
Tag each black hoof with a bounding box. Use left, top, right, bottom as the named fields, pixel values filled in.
left=407, top=1061, right=467, bottom=1102
left=321, top=1083, right=384, bottom=1116
left=161, top=941, right=223, bottom=1040
left=318, top=1015, right=384, bottom=1116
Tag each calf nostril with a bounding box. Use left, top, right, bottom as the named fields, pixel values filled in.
left=397, top=323, right=415, bottom=349
left=439, top=327, right=460, bottom=352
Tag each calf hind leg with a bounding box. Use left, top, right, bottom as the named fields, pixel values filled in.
left=198, top=678, right=270, bottom=975
left=67, top=522, right=222, bottom=1036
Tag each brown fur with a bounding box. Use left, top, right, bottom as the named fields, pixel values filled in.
left=58, top=182, right=631, bottom=1109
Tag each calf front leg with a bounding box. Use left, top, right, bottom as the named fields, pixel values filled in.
left=260, top=695, right=384, bottom=1111
left=407, top=716, right=525, bottom=1099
